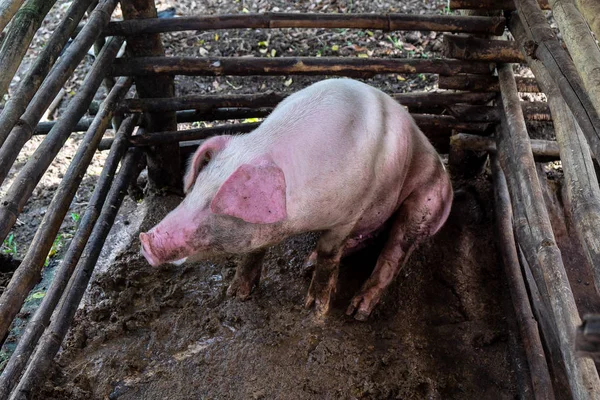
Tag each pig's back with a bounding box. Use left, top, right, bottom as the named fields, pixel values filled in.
left=262, top=79, right=420, bottom=232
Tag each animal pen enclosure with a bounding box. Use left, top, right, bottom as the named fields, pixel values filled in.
left=1, top=0, right=600, bottom=398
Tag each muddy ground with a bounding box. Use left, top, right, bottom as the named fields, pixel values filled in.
left=30, top=173, right=521, bottom=400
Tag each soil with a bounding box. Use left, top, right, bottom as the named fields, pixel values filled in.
left=34, top=175, right=519, bottom=400
left=0, top=0, right=559, bottom=398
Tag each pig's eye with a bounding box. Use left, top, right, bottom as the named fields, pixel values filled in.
left=199, top=151, right=212, bottom=170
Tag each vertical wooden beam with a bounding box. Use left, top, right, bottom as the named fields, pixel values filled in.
left=545, top=0, right=600, bottom=139
left=511, top=14, right=600, bottom=293
left=491, top=155, right=555, bottom=399
left=496, top=62, right=600, bottom=399
left=447, top=8, right=500, bottom=178
left=120, top=0, right=181, bottom=193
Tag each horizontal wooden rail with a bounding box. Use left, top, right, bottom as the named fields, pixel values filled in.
left=438, top=74, right=540, bottom=92
left=97, top=113, right=491, bottom=152
left=450, top=0, right=550, bottom=10
left=109, top=56, right=494, bottom=77
left=452, top=133, right=564, bottom=161
left=120, top=90, right=497, bottom=113
left=448, top=102, right=551, bottom=122
left=103, top=12, right=506, bottom=36
left=443, top=34, right=525, bottom=63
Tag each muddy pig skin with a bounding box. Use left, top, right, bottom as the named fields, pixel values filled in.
left=140, top=78, right=453, bottom=320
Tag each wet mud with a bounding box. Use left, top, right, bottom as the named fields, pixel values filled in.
left=35, top=176, right=519, bottom=399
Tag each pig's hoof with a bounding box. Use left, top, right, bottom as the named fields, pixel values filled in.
left=226, top=280, right=254, bottom=301
left=304, top=288, right=333, bottom=316
left=346, top=292, right=379, bottom=321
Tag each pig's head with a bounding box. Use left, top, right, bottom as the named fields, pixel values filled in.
left=139, top=135, right=287, bottom=266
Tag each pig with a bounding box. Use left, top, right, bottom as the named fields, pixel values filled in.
left=139, top=78, right=453, bottom=320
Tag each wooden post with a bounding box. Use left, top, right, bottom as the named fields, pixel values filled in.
left=574, top=0, right=600, bottom=41
left=513, top=33, right=600, bottom=304
left=443, top=34, right=525, bottom=63
left=0, top=0, right=26, bottom=33
left=0, top=112, right=139, bottom=398
left=0, top=0, right=119, bottom=177
left=0, top=43, right=126, bottom=348
left=8, top=148, right=143, bottom=399
left=451, top=133, right=564, bottom=161
left=102, top=12, right=506, bottom=36
left=0, top=0, right=97, bottom=148
left=510, top=3, right=600, bottom=162
left=496, top=62, right=600, bottom=399
left=546, top=0, right=600, bottom=132
left=109, top=56, right=494, bottom=77
left=438, top=74, right=539, bottom=92
left=450, top=0, right=550, bottom=10
left=120, top=0, right=181, bottom=193
left=0, top=0, right=58, bottom=99
left=119, top=91, right=497, bottom=113
left=447, top=8, right=500, bottom=179
left=491, top=156, right=555, bottom=399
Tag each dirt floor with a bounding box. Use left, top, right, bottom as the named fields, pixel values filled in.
left=32, top=174, right=520, bottom=400
left=0, top=0, right=568, bottom=398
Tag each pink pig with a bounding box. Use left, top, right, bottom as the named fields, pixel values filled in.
left=140, top=78, right=453, bottom=320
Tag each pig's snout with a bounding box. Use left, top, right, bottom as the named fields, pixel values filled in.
left=140, top=231, right=162, bottom=267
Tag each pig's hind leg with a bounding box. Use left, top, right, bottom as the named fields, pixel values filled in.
left=346, top=177, right=452, bottom=321
left=227, top=248, right=267, bottom=301
left=304, top=226, right=355, bottom=317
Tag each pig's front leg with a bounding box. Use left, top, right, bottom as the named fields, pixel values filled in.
left=304, top=227, right=353, bottom=317
left=227, top=248, right=267, bottom=300
left=347, top=178, right=452, bottom=321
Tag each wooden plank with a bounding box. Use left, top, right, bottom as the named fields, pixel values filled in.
left=109, top=57, right=494, bottom=77
left=496, top=62, right=600, bottom=399
left=103, top=13, right=506, bottom=36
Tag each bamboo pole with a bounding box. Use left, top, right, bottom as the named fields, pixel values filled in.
left=518, top=40, right=600, bottom=303
left=106, top=114, right=490, bottom=148
left=120, top=91, right=497, bottom=113
left=448, top=102, right=551, bottom=122
left=438, top=74, right=540, bottom=92
left=103, top=12, right=506, bottom=36
left=442, top=34, right=525, bottom=63
left=518, top=245, right=574, bottom=399
left=0, top=113, right=139, bottom=398
left=109, top=57, right=494, bottom=78
left=120, top=0, right=180, bottom=193
left=0, top=37, right=124, bottom=251
left=0, top=0, right=58, bottom=99
left=0, top=0, right=97, bottom=148
left=34, top=118, right=95, bottom=135
left=574, top=0, right=600, bottom=41
left=450, top=0, right=550, bottom=9
left=0, top=77, right=131, bottom=357
left=8, top=148, right=143, bottom=399
left=496, top=62, right=600, bottom=399
left=451, top=133, right=562, bottom=161
left=0, top=0, right=118, bottom=162
left=0, top=0, right=26, bottom=33
left=546, top=0, right=600, bottom=132
left=510, top=4, right=600, bottom=162
left=491, top=156, right=555, bottom=399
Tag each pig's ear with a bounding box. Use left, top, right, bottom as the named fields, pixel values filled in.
left=210, top=158, right=287, bottom=224
left=184, top=136, right=231, bottom=193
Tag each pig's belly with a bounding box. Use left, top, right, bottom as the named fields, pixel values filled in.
left=345, top=200, right=398, bottom=252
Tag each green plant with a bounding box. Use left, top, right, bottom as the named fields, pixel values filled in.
left=71, top=212, right=80, bottom=224
left=1, top=233, right=17, bottom=256
left=386, top=35, right=403, bottom=50
left=45, top=234, right=64, bottom=267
